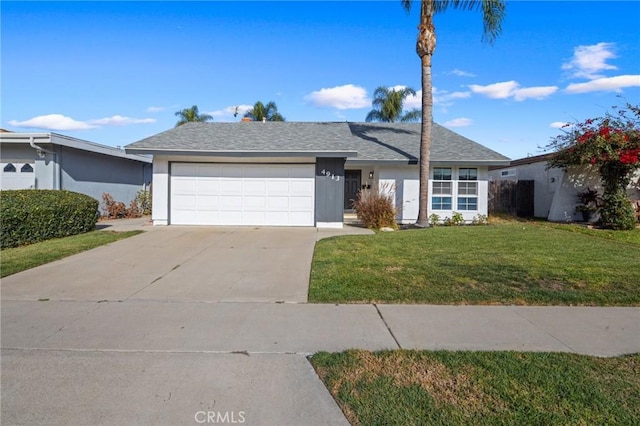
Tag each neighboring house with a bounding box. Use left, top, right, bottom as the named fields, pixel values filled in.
left=0, top=132, right=152, bottom=206
left=125, top=122, right=510, bottom=228
left=489, top=154, right=640, bottom=222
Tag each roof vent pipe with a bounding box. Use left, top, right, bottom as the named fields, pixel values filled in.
left=262, top=117, right=266, bottom=123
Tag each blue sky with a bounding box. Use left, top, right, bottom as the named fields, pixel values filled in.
left=2, top=1, right=639, bottom=159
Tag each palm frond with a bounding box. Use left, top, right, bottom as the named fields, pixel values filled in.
left=401, top=109, right=422, bottom=122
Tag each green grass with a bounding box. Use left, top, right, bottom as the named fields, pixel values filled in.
left=309, top=221, right=640, bottom=305
left=0, top=230, right=143, bottom=278
left=310, top=350, right=640, bottom=426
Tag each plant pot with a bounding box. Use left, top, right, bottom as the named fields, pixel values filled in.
left=581, top=210, right=594, bottom=222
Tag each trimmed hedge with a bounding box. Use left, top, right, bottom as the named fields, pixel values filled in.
left=1, top=190, right=99, bottom=248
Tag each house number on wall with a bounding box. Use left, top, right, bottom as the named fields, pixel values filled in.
left=320, top=169, right=341, bottom=181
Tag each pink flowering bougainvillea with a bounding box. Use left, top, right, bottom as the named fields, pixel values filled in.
left=547, top=103, right=640, bottom=230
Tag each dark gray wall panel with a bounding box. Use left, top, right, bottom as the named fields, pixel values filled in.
left=315, top=157, right=346, bottom=223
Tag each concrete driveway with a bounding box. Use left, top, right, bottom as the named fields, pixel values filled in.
left=1, top=226, right=318, bottom=303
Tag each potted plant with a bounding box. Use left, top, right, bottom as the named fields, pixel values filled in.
left=576, top=187, right=602, bottom=222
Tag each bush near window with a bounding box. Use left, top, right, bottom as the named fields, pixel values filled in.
left=1, top=190, right=99, bottom=248
left=353, top=184, right=398, bottom=230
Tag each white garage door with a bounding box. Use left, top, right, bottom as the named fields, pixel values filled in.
left=170, top=163, right=315, bottom=226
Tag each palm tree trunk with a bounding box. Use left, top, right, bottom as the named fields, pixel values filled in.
left=416, top=0, right=436, bottom=227
left=417, top=52, right=432, bottom=226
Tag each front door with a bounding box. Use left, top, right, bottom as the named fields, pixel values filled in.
left=344, top=170, right=361, bottom=209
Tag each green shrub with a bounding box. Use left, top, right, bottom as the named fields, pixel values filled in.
left=1, top=190, right=99, bottom=248
left=599, top=191, right=637, bottom=230
left=135, top=189, right=152, bottom=216
left=353, top=184, right=397, bottom=230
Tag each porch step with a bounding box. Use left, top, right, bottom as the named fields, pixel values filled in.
left=344, top=213, right=362, bottom=225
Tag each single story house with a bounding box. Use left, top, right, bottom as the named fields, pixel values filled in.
left=489, top=154, right=640, bottom=222
left=125, top=122, right=510, bottom=228
left=0, top=131, right=152, bottom=206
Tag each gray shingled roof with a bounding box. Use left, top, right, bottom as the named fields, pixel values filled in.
left=125, top=122, right=510, bottom=164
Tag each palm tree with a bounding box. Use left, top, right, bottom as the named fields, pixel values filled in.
left=365, top=86, right=421, bottom=123
left=401, top=0, right=506, bottom=226
left=174, top=105, right=213, bottom=127
left=244, top=101, right=285, bottom=122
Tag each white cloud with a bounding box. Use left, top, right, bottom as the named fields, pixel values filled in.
left=430, top=88, right=471, bottom=110
left=305, top=84, right=370, bottom=110
left=146, top=106, right=165, bottom=113
left=209, top=105, right=253, bottom=119
left=562, top=42, right=617, bottom=79
left=9, top=114, right=96, bottom=131
left=443, top=117, right=472, bottom=127
left=469, top=81, right=557, bottom=101
left=404, top=90, right=422, bottom=109
left=89, top=115, right=156, bottom=126
left=8, top=113, right=155, bottom=131
left=565, top=74, right=640, bottom=94
left=550, top=121, right=570, bottom=129
left=449, top=68, right=475, bottom=77
left=468, top=81, right=519, bottom=99
left=513, top=86, right=559, bottom=101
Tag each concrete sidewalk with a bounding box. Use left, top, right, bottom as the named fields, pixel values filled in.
left=2, top=300, right=638, bottom=425
left=3, top=300, right=638, bottom=357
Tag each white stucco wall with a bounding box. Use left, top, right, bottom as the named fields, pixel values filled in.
left=548, top=166, right=640, bottom=222
left=379, top=165, right=490, bottom=224
left=489, top=161, right=564, bottom=218
left=152, top=157, right=170, bottom=225
left=379, top=166, right=419, bottom=223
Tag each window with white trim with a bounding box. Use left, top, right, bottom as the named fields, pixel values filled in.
left=432, top=167, right=452, bottom=210
left=432, top=196, right=452, bottom=210
left=457, top=168, right=478, bottom=210
left=21, top=164, right=34, bottom=173
left=3, top=163, right=16, bottom=172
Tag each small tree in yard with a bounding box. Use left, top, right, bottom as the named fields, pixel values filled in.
left=547, top=103, right=640, bottom=230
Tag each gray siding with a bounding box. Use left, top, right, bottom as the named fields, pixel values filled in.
left=59, top=146, right=151, bottom=205
left=315, top=158, right=345, bottom=223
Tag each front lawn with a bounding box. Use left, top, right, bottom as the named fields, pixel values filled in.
left=0, top=230, right=143, bottom=278
left=309, top=221, right=640, bottom=305
left=310, top=350, right=640, bottom=426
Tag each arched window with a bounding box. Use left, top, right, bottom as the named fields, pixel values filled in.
left=21, top=163, right=34, bottom=173
left=3, top=163, right=16, bottom=172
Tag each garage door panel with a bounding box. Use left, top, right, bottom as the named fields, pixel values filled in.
left=170, top=163, right=314, bottom=226
left=197, top=195, right=220, bottom=210
left=172, top=194, right=197, bottom=209
left=244, top=180, right=267, bottom=195
left=221, top=179, right=243, bottom=194
left=244, top=196, right=267, bottom=210
left=172, top=164, right=198, bottom=177
left=221, top=166, right=243, bottom=178
left=267, top=180, right=289, bottom=196
left=172, top=178, right=197, bottom=195
left=289, top=166, right=315, bottom=178
left=221, top=196, right=242, bottom=210
left=290, top=180, right=314, bottom=195
left=290, top=212, right=314, bottom=226
left=198, top=164, right=220, bottom=177
left=244, top=166, right=268, bottom=178
left=196, top=179, right=220, bottom=195
left=267, top=197, right=289, bottom=211
left=290, top=197, right=314, bottom=211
